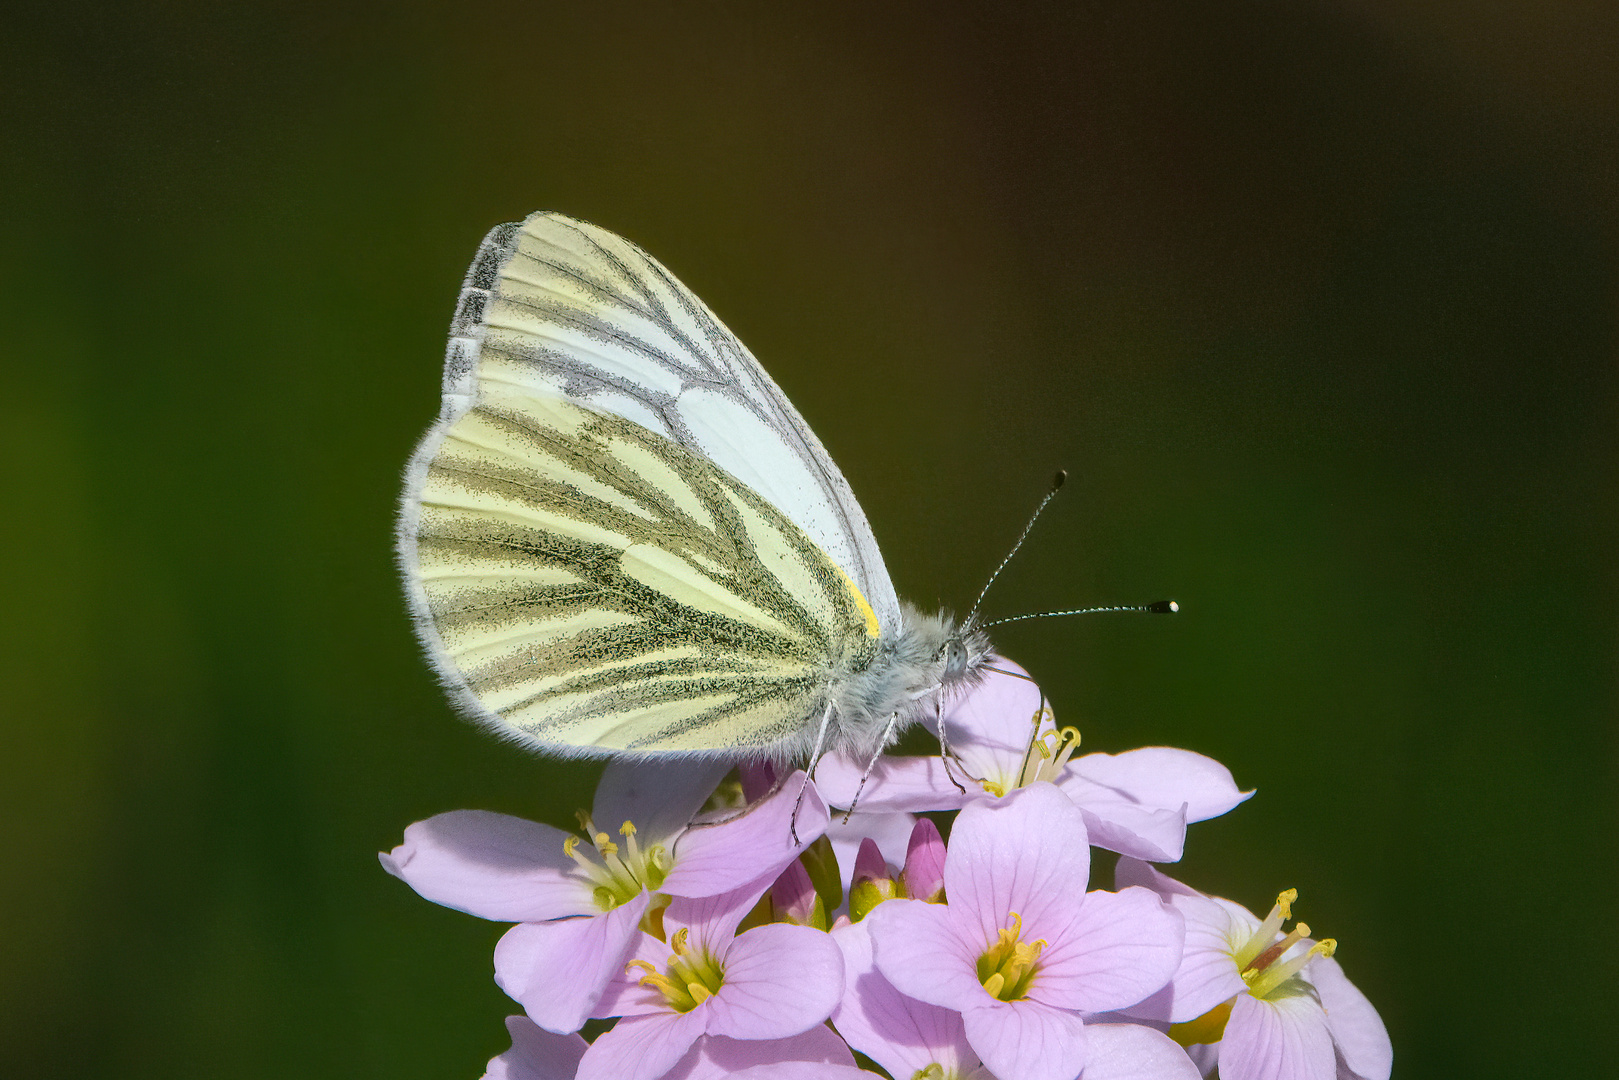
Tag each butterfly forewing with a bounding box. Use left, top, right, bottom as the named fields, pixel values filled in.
left=446, top=212, right=902, bottom=635
left=408, top=387, right=882, bottom=756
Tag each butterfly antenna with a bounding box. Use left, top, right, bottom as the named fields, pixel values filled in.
left=966, top=470, right=1069, bottom=627
left=981, top=600, right=1179, bottom=629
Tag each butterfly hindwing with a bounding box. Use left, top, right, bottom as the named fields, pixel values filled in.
left=441, top=212, right=903, bottom=636
left=405, top=386, right=882, bottom=757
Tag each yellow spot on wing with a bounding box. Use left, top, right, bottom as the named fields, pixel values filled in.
left=831, top=561, right=881, bottom=639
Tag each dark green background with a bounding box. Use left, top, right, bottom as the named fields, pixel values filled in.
left=4, top=3, right=1614, bottom=1077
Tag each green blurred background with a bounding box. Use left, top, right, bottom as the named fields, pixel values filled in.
left=4, top=2, right=1614, bottom=1077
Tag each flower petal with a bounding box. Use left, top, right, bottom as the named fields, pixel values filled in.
left=944, top=782, right=1091, bottom=943
left=865, top=898, right=987, bottom=1012
left=703, top=923, right=844, bottom=1040
left=380, top=811, right=594, bottom=921
left=901, top=817, right=947, bottom=902
left=1071, top=795, right=1190, bottom=863
left=829, top=921, right=979, bottom=1080
left=726, top=1065, right=876, bottom=1080
left=1114, top=857, right=1205, bottom=899
left=935, top=660, right=1049, bottom=789
left=1126, top=893, right=1250, bottom=1024
left=961, top=998, right=1089, bottom=1080
left=659, top=1028, right=856, bottom=1080
left=1032, top=887, right=1184, bottom=1013
left=811, top=752, right=973, bottom=813
left=1219, top=991, right=1335, bottom=1080
left=483, top=1016, right=588, bottom=1080
left=592, top=759, right=730, bottom=847
left=493, top=892, right=650, bottom=1032
left=1081, top=1023, right=1203, bottom=1080
left=576, top=1010, right=708, bottom=1080
left=1064, top=748, right=1252, bottom=824
left=1309, top=958, right=1391, bottom=1080
left=663, top=881, right=776, bottom=954
left=665, top=772, right=828, bottom=898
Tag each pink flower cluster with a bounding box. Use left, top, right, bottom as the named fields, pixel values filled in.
left=382, top=662, right=1391, bottom=1080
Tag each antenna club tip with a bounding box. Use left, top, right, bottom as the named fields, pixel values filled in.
left=1148, top=600, right=1179, bottom=614
left=1052, top=469, right=1068, bottom=490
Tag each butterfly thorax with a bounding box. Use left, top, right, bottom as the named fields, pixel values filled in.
left=820, top=603, right=993, bottom=764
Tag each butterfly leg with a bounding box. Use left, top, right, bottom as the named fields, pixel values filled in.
left=790, top=702, right=837, bottom=846
left=841, top=710, right=904, bottom=822
left=933, top=697, right=972, bottom=795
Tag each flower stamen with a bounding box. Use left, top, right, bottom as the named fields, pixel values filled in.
left=976, top=911, right=1048, bottom=1001
left=626, top=928, right=726, bottom=1013
left=1230, top=888, right=1339, bottom=1000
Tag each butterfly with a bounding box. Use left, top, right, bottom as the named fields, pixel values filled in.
left=397, top=213, right=994, bottom=767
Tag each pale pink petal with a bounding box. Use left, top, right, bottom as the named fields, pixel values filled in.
left=827, top=810, right=917, bottom=892
left=483, top=1015, right=588, bottom=1080
left=703, top=923, right=844, bottom=1040
left=380, top=811, right=595, bottom=921
left=771, top=860, right=818, bottom=924
left=812, top=751, right=974, bottom=813
left=944, top=783, right=1091, bottom=943
left=934, top=661, right=1049, bottom=788
left=961, top=998, right=1089, bottom=1080
left=1081, top=1023, right=1202, bottom=1080
left=1069, top=793, right=1190, bottom=862
left=1064, top=748, right=1252, bottom=823
left=493, top=893, right=650, bottom=1032
left=901, top=818, right=947, bottom=902
left=1032, top=887, right=1184, bottom=1013
left=576, top=1009, right=708, bottom=1080
left=662, top=881, right=776, bottom=953
left=665, top=772, right=828, bottom=897
left=593, top=760, right=730, bottom=846
left=726, top=1065, right=875, bottom=1080
left=659, top=1027, right=856, bottom=1080
left=830, top=921, right=978, bottom=1080
left=1126, top=893, right=1249, bottom=1023
left=1114, top=857, right=1205, bottom=899
left=1220, top=991, right=1335, bottom=1080
left=1309, top=958, right=1391, bottom=1080
left=865, top=899, right=986, bottom=1011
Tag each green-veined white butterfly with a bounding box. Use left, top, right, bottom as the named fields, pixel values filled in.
left=397, top=213, right=993, bottom=765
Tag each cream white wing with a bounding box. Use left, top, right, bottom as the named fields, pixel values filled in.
left=434, top=212, right=902, bottom=635
left=398, top=384, right=883, bottom=758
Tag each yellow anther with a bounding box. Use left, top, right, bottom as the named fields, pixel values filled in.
left=981, top=780, right=1007, bottom=797
left=669, top=927, right=690, bottom=955
left=563, top=836, right=580, bottom=857
left=625, top=959, right=656, bottom=978
left=686, top=982, right=712, bottom=1005
left=981, top=972, right=1006, bottom=999
left=619, top=820, right=637, bottom=837
left=1274, top=889, right=1298, bottom=920
left=912, top=1066, right=947, bottom=1080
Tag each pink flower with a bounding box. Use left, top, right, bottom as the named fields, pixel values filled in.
left=484, top=1016, right=865, bottom=1080
left=815, top=662, right=1251, bottom=862
left=863, top=783, right=1185, bottom=1080
left=1117, top=859, right=1392, bottom=1080
left=577, top=880, right=846, bottom=1080
left=380, top=760, right=828, bottom=1032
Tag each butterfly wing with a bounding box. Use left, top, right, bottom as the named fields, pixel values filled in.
left=404, top=385, right=883, bottom=757
left=432, top=212, right=901, bottom=634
